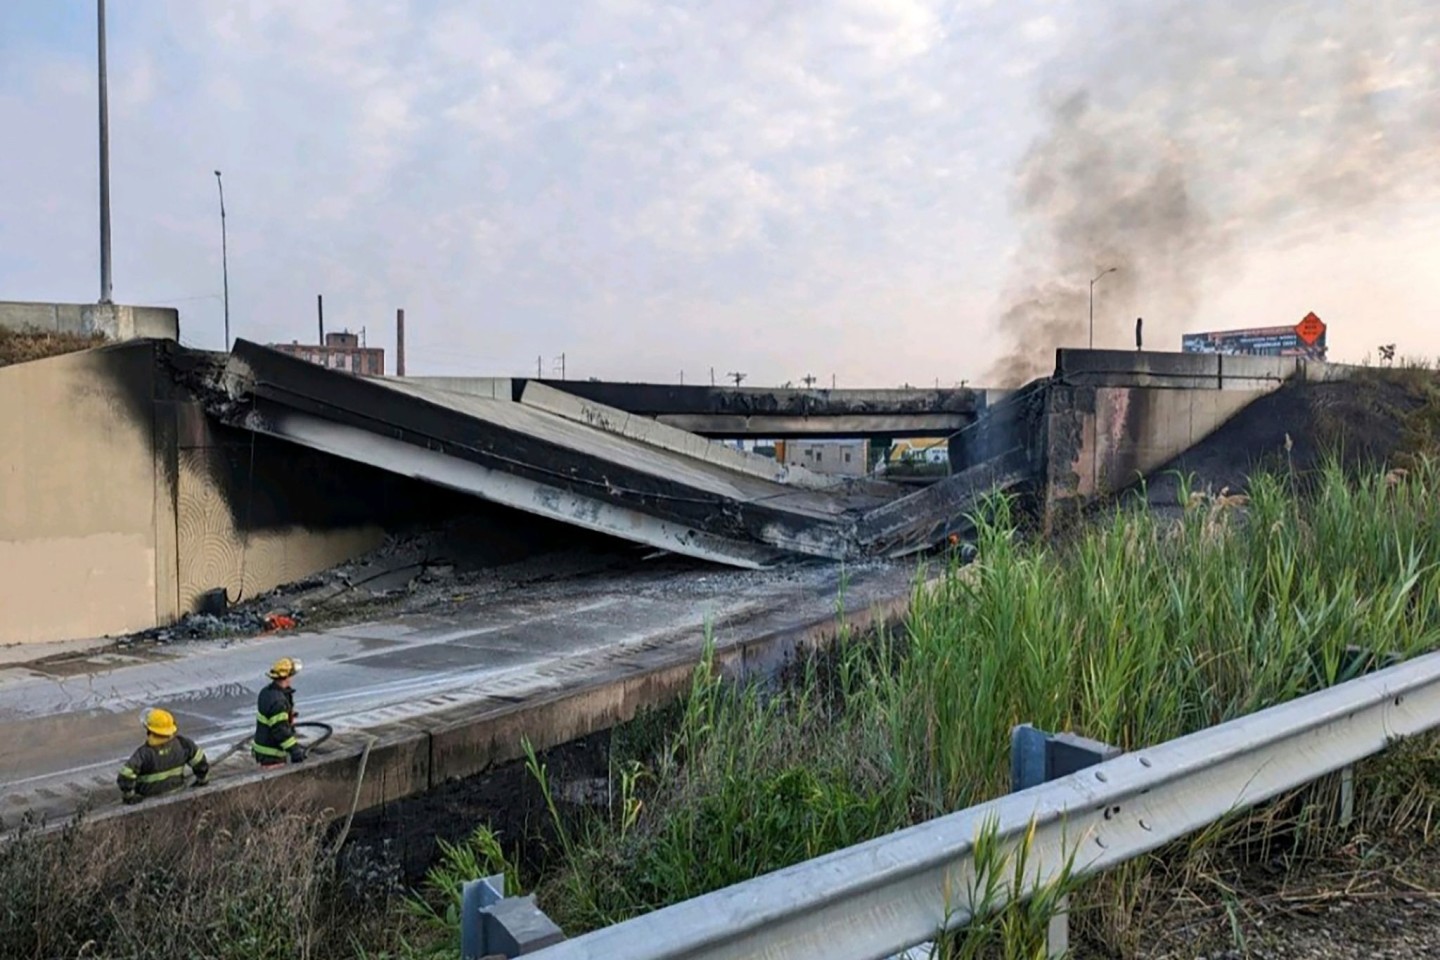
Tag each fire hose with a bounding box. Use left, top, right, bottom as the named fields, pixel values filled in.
left=188, top=719, right=372, bottom=855
left=207, top=720, right=335, bottom=768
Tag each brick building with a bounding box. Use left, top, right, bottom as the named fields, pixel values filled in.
left=270, top=331, right=384, bottom=376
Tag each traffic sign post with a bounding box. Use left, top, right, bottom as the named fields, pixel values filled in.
left=1295, top=311, right=1326, bottom=346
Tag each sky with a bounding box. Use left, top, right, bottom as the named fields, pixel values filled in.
left=0, top=1, right=1437, bottom=386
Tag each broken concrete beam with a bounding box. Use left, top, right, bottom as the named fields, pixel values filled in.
left=855, top=447, right=1032, bottom=557
left=516, top=380, right=843, bottom=490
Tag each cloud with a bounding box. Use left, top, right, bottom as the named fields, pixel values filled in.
left=0, top=0, right=1436, bottom=387
left=1019, top=16, right=1059, bottom=43
left=989, top=0, right=1440, bottom=383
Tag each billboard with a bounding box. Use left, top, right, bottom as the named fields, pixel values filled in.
left=1181, top=313, right=1328, bottom=360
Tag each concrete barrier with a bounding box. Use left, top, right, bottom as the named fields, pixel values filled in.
left=0, top=300, right=178, bottom=341
left=1054, top=348, right=1366, bottom=392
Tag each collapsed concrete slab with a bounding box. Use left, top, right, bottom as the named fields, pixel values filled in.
left=215, top=342, right=1022, bottom=568
left=855, top=448, right=1031, bottom=557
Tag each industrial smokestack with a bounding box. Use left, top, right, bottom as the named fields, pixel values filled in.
left=317, top=294, right=324, bottom=343
left=396, top=308, right=405, bottom=377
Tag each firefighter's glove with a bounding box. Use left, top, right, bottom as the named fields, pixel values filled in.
left=122, top=794, right=142, bottom=806
left=192, top=776, right=209, bottom=789
left=290, top=746, right=307, bottom=763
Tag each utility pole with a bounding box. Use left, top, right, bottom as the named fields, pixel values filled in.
left=316, top=293, right=324, bottom=343
left=679, top=370, right=684, bottom=385
left=727, top=371, right=746, bottom=387
left=214, top=170, right=230, bottom=346
left=553, top=353, right=566, bottom=379
left=1089, top=267, right=1118, bottom=349
left=537, top=355, right=543, bottom=378
left=97, top=0, right=113, bottom=303
left=710, top=367, right=715, bottom=386
left=801, top=374, right=817, bottom=389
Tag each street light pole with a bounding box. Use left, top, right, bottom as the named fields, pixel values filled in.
left=214, top=170, right=230, bottom=348
left=97, top=0, right=113, bottom=303
left=1088, top=267, right=1118, bottom=348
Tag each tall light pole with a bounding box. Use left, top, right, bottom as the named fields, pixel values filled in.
left=97, top=0, right=113, bottom=303
left=1089, top=267, right=1118, bottom=348
left=214, top=170, right=230, bottom=348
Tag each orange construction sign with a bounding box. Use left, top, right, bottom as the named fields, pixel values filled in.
left=1295, top=312, right=1326, bottom=346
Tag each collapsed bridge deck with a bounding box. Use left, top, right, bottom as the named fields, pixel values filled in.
left=217, top=341, right=1022, bottom=567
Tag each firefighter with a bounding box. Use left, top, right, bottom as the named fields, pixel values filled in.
left=117, top=707, right=210, bottom=804
left=254, top=657, right=307, bottom=767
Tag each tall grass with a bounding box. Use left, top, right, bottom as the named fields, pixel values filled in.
left=521, top=458, right=1440, bottom=952
left=891, top=461, right=1440, bottom=816
left=0, top=796, right=431, bottom=960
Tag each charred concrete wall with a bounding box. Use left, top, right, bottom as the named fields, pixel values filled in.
left=530, top=379, right=982, bottom=418
left=172, top=408, right=387, bottom=611
left=956, top=350, right=1363, bottom=529
left=1041, top=383, right=1271, bottom=528
left=0, top=340, right=510, bottom=645
left=949, top=379, right=1051, bottom=474
left=1053, top=348, right=1358, bottom=391
left=0, top=345, right=176, bottom=644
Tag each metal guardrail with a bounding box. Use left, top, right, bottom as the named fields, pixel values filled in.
left=526, top=648, right=1440, bottom=960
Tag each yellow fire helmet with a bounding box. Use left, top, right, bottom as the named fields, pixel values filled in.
left=141, top=707, right=178, bottom=738
left=267, top=656, right=304, bottom=680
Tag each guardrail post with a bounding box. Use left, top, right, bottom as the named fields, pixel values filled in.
left=461, top=873, right=567, bottom=959
left=461, top=874, right=506, bottom=960
left=1011, top=724, right=1122, bottom=958
left=1330, top=646, right=1400, bottom=831
left=1339, top=764, right=1355, bottom=828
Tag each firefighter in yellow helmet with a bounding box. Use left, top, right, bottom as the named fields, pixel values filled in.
left=116, top=708, right=210, bottom=804
left=254, top=657, right=307, bottom=767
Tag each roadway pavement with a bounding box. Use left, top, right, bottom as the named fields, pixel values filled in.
left=0, top=558, right=915, bottom=827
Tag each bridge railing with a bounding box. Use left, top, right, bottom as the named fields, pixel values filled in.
left=518, top=647, right=1440, bottom=960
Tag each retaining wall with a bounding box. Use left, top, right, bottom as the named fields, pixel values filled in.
left=0, top=346, right=176, bottom=643
left=0, top=341, right=392, bottom=645
left=1040, top=350, right=1361, bottom=526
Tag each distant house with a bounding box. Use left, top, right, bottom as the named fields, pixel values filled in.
left=775, top=439, right=869, bottom=477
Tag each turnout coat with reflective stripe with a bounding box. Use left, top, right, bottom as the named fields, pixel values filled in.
left=253, top=681, right=299, bottom=761
left=117, top=735, right=209, bottom=799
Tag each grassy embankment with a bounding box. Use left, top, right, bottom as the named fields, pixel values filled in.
left=488, top=459, right=1440, bottom=958
left=6, top=455, right=1440, bottom=959
left=0, top=326, right=107, bottom=368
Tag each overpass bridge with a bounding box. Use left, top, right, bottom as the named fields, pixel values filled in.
left=412, top=376, right=994, bottom=440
